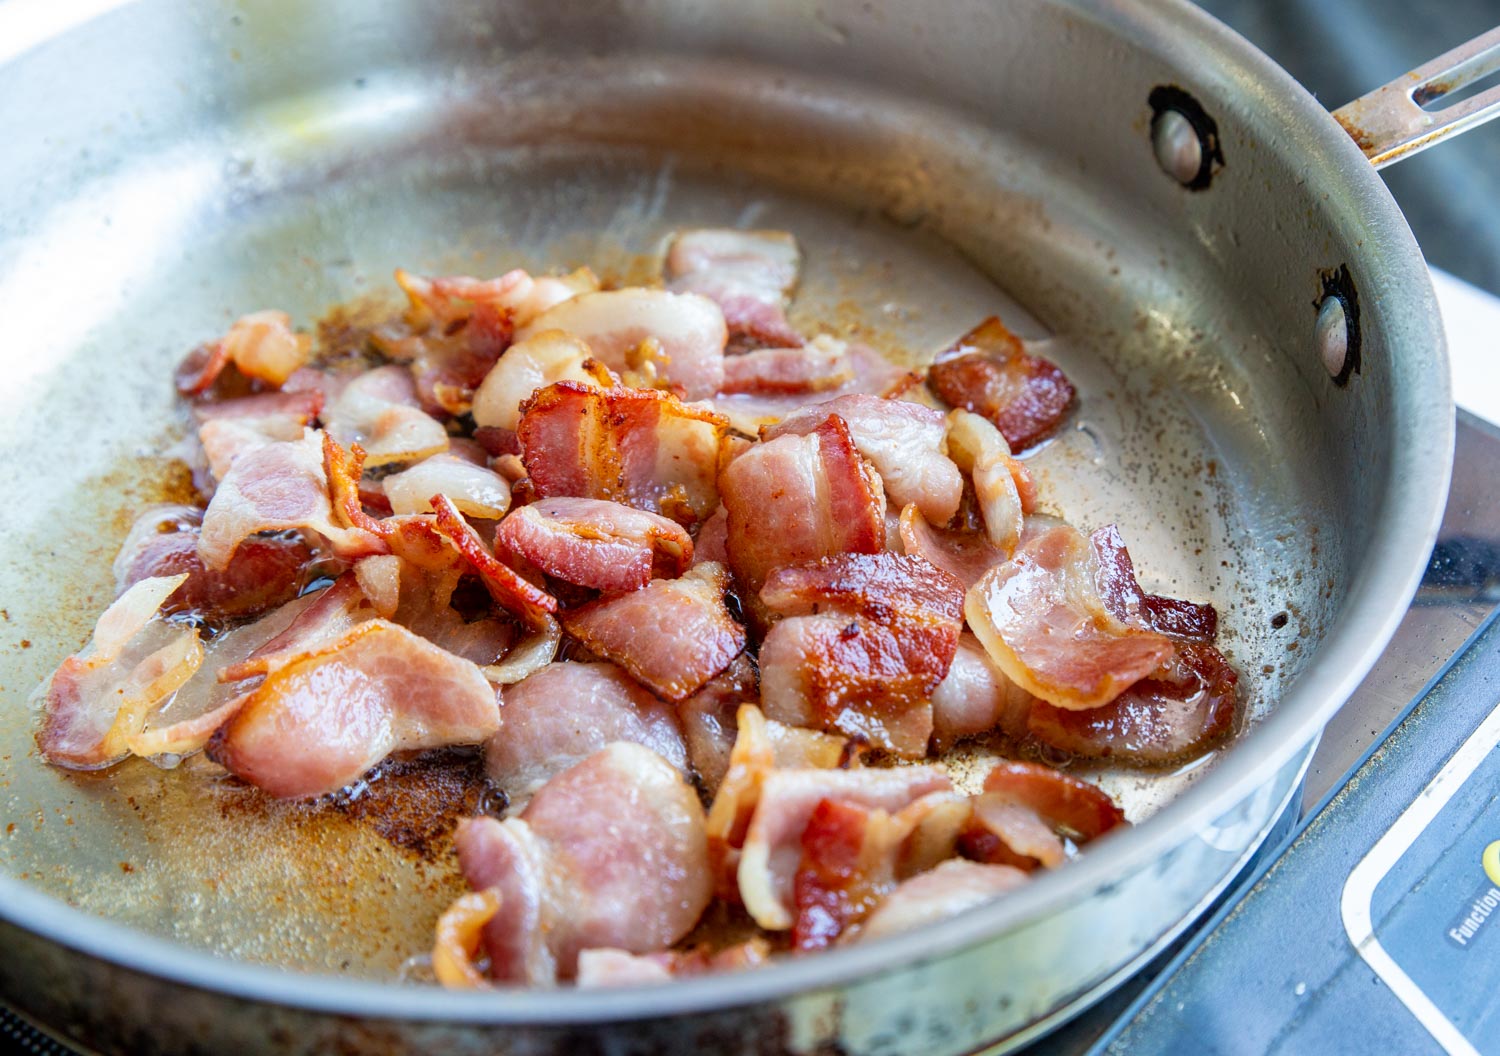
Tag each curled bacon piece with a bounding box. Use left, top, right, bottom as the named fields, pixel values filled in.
left=720, top=336, right=852, bottom=395
left=516, top=288, right=728, bottom=399
left=517, top=382, right=729, bottom=526
left=1090, top=525, right=1219, bottom=642
left=897, top=503, right=1005, bottom=590
left=207, top=619, right=499, bottom=799
left=456, top=743, right=711, bottom=983
left=431, top=495, right=558, bottom=632
left=482, top=661, right=688, bottom=805
left=927, top=316, right=1075, bottom=452
left=175, top=311, right=311, bottom=395
left=1027, top=643, right=1239, bottom=764
left=965, top=520, right=1176, bottom=711
left=433, top=890, right=501, bottom=989
left=930, top=632, right=1034, bottom=750
left=560, top=563, right=746, bottom=702
left=678, top=653, right=760, bottom=793
left=857, top=860, right=1028, bottom=943
left=382, top=454, right=512, bottom=520
left=323, top=366, right=449, bottom=467
left=758, top=552, right=965, bottom=757
left=396, top=266, right=598, bottom=333
left=492, top=496, right=691, bottom=595
left=37, top=575, right=203, bottom=769
left=720, top=414, right=885, bottom=604
left=665, top=228, right=802, bottom=347
left=944, top=409, right=1034, bottom=556
left=471, top=330, right=607, bottom=433
left=764, top=396, right=963, bottom=527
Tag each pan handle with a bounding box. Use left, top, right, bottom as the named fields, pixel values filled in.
left=1330, top=25, right=1500, bottom=168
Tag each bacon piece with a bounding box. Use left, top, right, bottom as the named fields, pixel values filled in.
left=1027, top=643, right=1239, bottom=764
left=857, top=860, right=1028, bottom=942
left=945, top=409, right=1033, bottom=555
left=979, top=760, right=1126, bottom=846
left=758, top=552, right=964, bottom=756
left=482, top=618, right=562, bottom=686
left=457, top=743, right=711, bottom=983
left=397, top=266, right=598, bottom=332
left=764, top=395, right=963, bottom=526
left=323, top=365, right=449, bottom=467
left=176, top=311, right=311, bottom=394
left=1090, top=524, right=1219, bottom=642
left=575, top=939, right=772, bottom=986
left=665, top=229, right=802, bottom=347
left=692, top=506, right=730, bottom=568
left=737, top=764, right=952, bottom=930
left=706, top=343, right=916, bottom=435
left=190, top=389, right=325, bottom=424
left=37, top=575, right=203, bottom=769
left=175, top=340, right=231, bottom=396
left=897, top=504, right=1004, bottom=589
left=678, top=653, right=759, bottom=793
left=207, top=619, right=499, bottom=799
left=965, top=521, right=1176, bottom=710
left=483, top=662, right=687, bottom=804
left=560, top=563, right=745, bottom=702
left=425, top=495, right=556, bottom=632
left=517, top=382, right=728, bottom=525
left=516, top=289, right=728, bottom=399
left=927, top=316, right=1075, bottom=451
left=720, top=336, right=853, bottom=395
left=432, top=890, right=501, bottom=989
left=931, top=632, right=1034, bottom=749
left=224, top=573, right=378, bottom=680
left=197, top=430, right=385, bottom=570
left=492, top=496, right=691, bottom=595
left=191, top=391, right=326, bottom=483
left=471, top=330, right=609, bottom=432
left=720, top=415, right=885, bottom=602
left=114, top=507, right=312, bottom=627
left=382, top=454, right=512, bottom=519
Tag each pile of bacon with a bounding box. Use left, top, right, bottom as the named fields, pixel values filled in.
left=34, top=229, right=1238, bottom=988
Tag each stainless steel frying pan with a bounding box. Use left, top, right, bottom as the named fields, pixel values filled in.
left=0, top=1, right=1492, bottom=1052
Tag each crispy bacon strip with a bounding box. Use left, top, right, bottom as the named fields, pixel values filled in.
left=517, top=382, right=729, bottom=525
left=431, top=495, right=557, bottom=632
left=1027, top=643, right=1239, bottom=764
left=560, top=563, right=746, bottom=702
left=516, top=288, right=728, bottom=399
left=37, top=575, right=203, bottom=769
left=665, top=229, right=802, bottom=347
left=483, top=661, right=688, bottom=804
left=720, top=414, right=886, bottom=603
left=456, top=743, right=711, bottom=983
left=758, top=552, right=965, bottom=756
left=207, top=619, right=499, bottom=799
left=492, top=496, right=692, bottom=595
left=764, top=395, right=963, bottom=527
left=927, top=316, right=1075, bottom=451
left=965, top=520, right=1176, bottom=710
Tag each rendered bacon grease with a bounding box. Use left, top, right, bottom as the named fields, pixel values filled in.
left=34, top=227, right=1241, bottom=986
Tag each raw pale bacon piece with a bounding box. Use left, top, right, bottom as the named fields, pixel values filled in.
left=764, top=395, right=963, bottom=526
left=560, top=563, right=745, bottom=702
left=175, top=311, right=311, bottom=394
left=456, top=743, right=711, bottom=983
left=720, top=336, right=853, bottom=395
left=1027, top=642, right=1239, bottom=764
left=37, top=575, right=203, bottom=769
left=323, top=365, right=449, bottom=466
left=517, top=382, right=728, bottom=525
left=857, top=860, right=1028, bottom=942
left=430, top=495, right=558, bottom=632
left=930, top=632, right=1034, bottom=749
left=114, top=506, right=312, bottom=627
left=197, top=415, right=307, bottom=483
left=471, top=330, right=608, bottom=432
left=944, top=409, right=1032, bottom=556
left=382, top=454, right=512, bottom=519
left=927, top=316, right=1075, bottom=451
left=516, top=289, right=728, bottom=400
left=1089, top=525, right=1220, bottom=642
left=678, top=653, right=760, bottom=793
left=190, top=389, right=325, bottom=424
left=897, top=504, right=1005, bottom=590
left=197, top=430, right=385, bottom=570
left=965, top=521, right=1176, bottom=710
left=737, top=765, right=952, bottom=930
left=720, top=415, right=885, bottom=601
left=705, top=343, right=917, bottom=435
left=492, top=496, right=692, bottom=594
left=207, top=619, right=499, bottom=799
left=665, top=229, right=802, bottom=347
left=758, top=552, right=965, bottom=756
left=483, top=661, right=687, bottom=803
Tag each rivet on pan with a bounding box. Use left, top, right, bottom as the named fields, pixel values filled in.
left=1148, top=86, right=1224, bottom=190
left=1315, top=264, right=1362, bottom=386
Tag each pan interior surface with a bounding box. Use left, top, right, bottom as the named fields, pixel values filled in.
left=0, top=0, right=1434, bottom=1011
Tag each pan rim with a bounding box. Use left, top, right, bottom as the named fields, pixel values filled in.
left=0, top=0, right=1456, bottom=1027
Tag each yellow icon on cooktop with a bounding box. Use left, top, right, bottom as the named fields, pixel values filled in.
left=1485, top=840, right=1500, bottom=887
